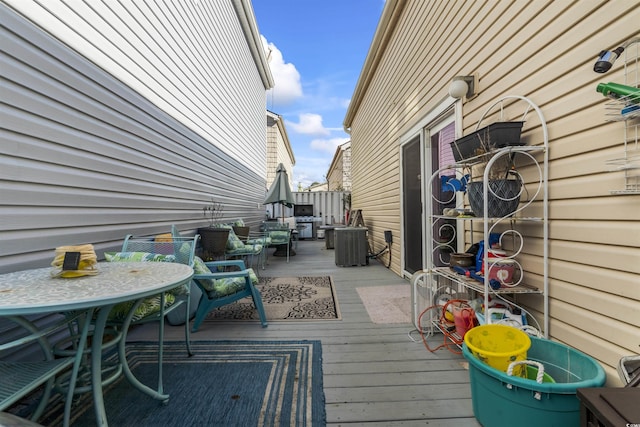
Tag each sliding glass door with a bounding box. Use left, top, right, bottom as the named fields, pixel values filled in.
left=401, top=109, right=456, bottom=276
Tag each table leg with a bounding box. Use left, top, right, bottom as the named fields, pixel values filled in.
left=91, top=305, right=114, bottom=427
left=117, top=297, right=170, bottom=402
left=90, top=296, right=172, bottom=426
left=63, top=309, right=92, bottom=427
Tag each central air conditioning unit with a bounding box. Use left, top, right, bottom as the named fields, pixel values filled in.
left=335, top=227, right=368, bottom=267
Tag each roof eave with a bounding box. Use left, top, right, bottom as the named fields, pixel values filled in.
left=233, top=0, right=274, bottom=90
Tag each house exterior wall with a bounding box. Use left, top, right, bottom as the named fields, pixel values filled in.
left=266, top=112, right=295, bottom=190
left=327, top=142, right=352, bottom=191
left=1, top=0, right=273, bottom=273
left=344, top=0, right=639, bottom=384
left=327, top=157, right=344, bottom=191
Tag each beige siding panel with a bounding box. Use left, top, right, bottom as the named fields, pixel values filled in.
left=549, top=284, right=639, bottom=329
left=549, top=220, right=639, bottom=246
left=551, top=320, right=631, bottom=386
left=520, top=294, right=633, bottom=386
left=552, top=146, right=632, bottom=183
left=549, top=122, right=624, bottom=163
left=549, top=167, right=631, bottom=201
left=549, top=259, right=638, bottom=297
left=550, top=197, right=639, bottom=220
left=549, top=241, right=639, bottom=273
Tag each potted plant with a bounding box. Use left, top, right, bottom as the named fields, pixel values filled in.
left=197, top=198, right=229, bottom=259
left=466, top=154, right=522, bottom=218
left=450, top=121, right=525, bottom=162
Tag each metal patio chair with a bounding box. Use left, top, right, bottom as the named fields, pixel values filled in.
left=103, top=233, right=198, bottom=399
left=223, top=226, right=265, bottom=270
left=0, top=313, right=87, bottom=426
left=262, top=222, right=293, bottom=263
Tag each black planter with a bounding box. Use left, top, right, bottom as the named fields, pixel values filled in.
left=197, top=227, right=229, bottom=258
left=232, top=226, right=250, bottom=243
left=450, top=122, right=524, bottom=162
left=467, top=179, right=521, bottom=217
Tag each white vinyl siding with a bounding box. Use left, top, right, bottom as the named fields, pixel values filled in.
left=3, top=0, right=267, bottom=173
left=1, top=1, right=270, bottom=273
left=346, top=0, right=639, bottom=385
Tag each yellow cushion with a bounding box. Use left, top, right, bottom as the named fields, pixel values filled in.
left=155, top=233, right=173, bottom=242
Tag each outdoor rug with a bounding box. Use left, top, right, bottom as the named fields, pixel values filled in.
left=205, top=276, right=341, bottom=322
left=41, top=340, right=325, bottom=427
left=356, top=284, right=412, bottom=324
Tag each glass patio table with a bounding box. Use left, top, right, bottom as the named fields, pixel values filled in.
left=0, top=261, right=193, bottom=427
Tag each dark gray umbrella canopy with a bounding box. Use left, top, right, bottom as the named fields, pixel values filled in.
left=264, top=163, right=294, bottom=214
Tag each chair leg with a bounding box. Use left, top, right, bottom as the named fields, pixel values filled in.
left=183, top=292, right=192, bottom=356
left=249, top=282, right=268, bottom=328
left=191, top=298, right=211, bottom=332
left=156, top=293, right=166, bottom=395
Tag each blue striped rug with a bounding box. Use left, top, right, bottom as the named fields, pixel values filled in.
left=43, top=340, right=325, bottom=426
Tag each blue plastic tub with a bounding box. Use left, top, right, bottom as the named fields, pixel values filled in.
left=463, top=336, right=606, bottom=427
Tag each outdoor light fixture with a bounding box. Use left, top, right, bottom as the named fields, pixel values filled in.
left=449, top=75, right=477, bottom=99
left=593, top=36, right=639, bottom=73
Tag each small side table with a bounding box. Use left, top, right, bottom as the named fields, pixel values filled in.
left=577, top=387, right=640, bottom=427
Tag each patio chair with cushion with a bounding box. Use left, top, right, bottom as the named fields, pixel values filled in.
left=221, top=225, right=264, bottom=269
left=190, top=257, right=268, bottom=331
left=262, top=222, right=293, bottom=263
left=244, top=230, right=270, bottom=269
left=102, top=233, right=198, bottom=397
left=169, top=225, right=267, bottom=331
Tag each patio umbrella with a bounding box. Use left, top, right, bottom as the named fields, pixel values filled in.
left=264, top=163, right=295, bottom=222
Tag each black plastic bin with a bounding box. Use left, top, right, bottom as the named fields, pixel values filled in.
left=450, top=121, right=524, bottom=162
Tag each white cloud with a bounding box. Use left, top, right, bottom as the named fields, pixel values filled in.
left=288, top=113, right=330, bottom=136
left=310, top=137, right=350, bottom=155
left=292, top=154, right=331, bottom=187
left=262, top=36, right=303, bottom=106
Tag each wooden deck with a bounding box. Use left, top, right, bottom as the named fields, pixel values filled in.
left=128, top=239, right=481, bottom=426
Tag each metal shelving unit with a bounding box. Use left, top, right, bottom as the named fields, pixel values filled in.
left=415, top=96, right=549, bottom=343
left=604, top=39, right=640, bottom=194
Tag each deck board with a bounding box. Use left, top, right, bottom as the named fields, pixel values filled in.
left=127, top=239, right=480, bottom=426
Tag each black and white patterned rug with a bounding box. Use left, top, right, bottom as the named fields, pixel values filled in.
left=205, top=276, right=341, bottom=322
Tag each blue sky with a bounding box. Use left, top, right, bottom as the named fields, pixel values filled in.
left=252, top=1, right=385, bottom=190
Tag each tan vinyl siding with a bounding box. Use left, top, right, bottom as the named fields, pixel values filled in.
left=1, top=1, right=270, bottom=273
left=266, top=113, right=294, bottom=190
left=327, top=143, right=351, bottom=191
left=347, top=0, right=639, bottom=384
